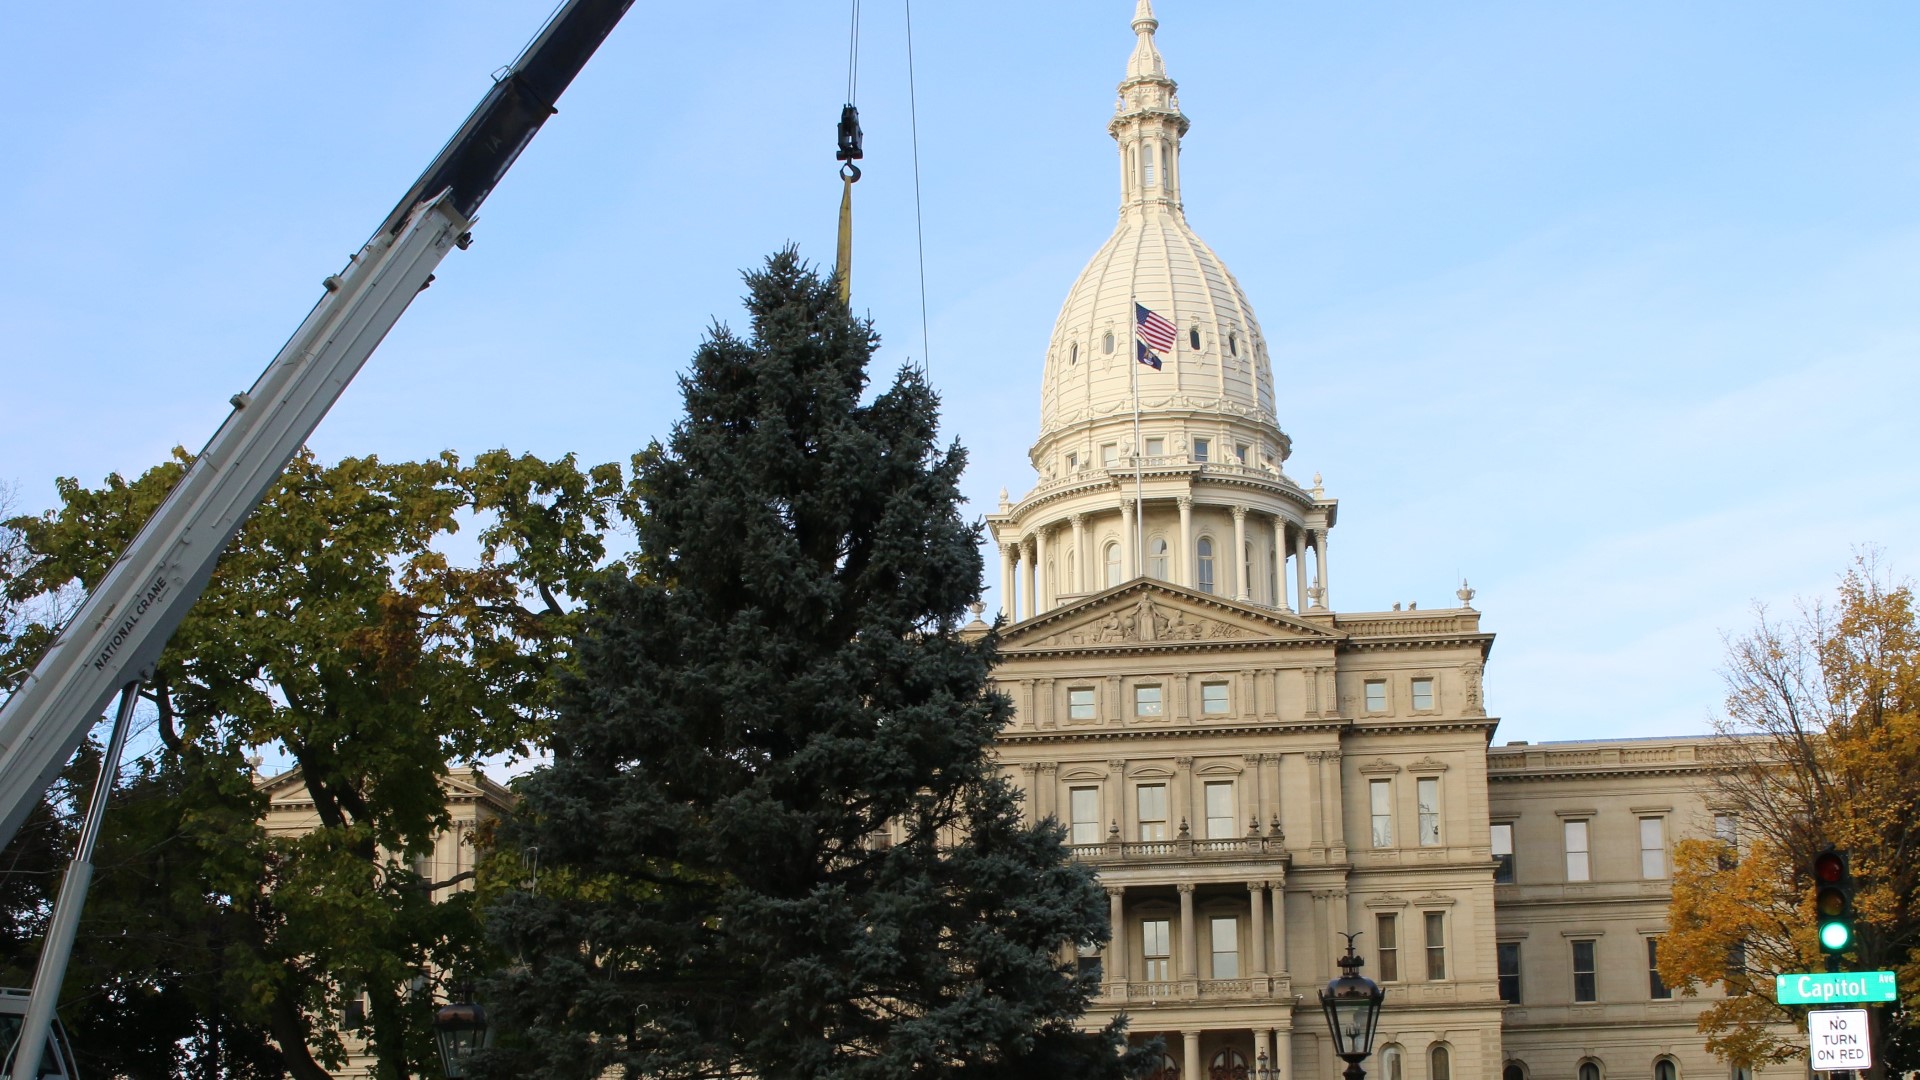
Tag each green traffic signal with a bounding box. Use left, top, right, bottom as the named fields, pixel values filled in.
left=1813, top=847, right=1854, bottom=955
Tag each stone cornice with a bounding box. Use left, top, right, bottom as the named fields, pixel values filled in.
left=999, top=717, right=1353, bottom=745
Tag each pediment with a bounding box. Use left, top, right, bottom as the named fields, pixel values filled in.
left=1001, top=580, right=1343, bottom=653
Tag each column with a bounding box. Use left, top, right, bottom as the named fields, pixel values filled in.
left=1305, top=751, right=1327, bottom=850
left=1035, top=527, right=1050, bottom=612
left=1177, top=883, right=1198, bottom=980
left=1293, top=528, right=1309, bottom=613
left=1182, top=1032, right=1201, bottom=1080
left=1174, top=755, right=1195, bottom=831
left=1269, top=882, right=1288, bottom=973
left=1274, top=516, right=1291, bottom=611
left=1121, top=500, right=1137, bottom=581
left=1070, top=514, right=1088, bottom=594
left=1273, top=1030, right=1292, bottom=1080
left=1176, top=496, right=1194, bottom=588
left=1106, top=886, right=1127, bottom=988
left=1022, top=536, right=1038, bottom=621
left=1232, top=505, right=1249, bottom=601
left=1312, top=529, right=1329, bottom=610
left=999, top=543, right=1017, bottom=620
left=1247, top=881, right=1269, bottom=978
left=1254, top=1030, right=1273, bottom=1080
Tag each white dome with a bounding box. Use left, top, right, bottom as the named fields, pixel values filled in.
left=1032, top=0, right=1281, bottom=461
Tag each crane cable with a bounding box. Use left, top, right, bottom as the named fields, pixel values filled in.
left=905, top=0, right=930, bottom=374
left=835, top=0, right=863, bottom=304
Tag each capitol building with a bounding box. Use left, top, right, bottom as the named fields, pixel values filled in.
left=978, top=4, right=1764, bottom=1078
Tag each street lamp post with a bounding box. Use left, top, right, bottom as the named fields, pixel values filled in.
left=1320, top=933, right=1385, bottom=1080
left=433, top=999, right=493, bottom=1079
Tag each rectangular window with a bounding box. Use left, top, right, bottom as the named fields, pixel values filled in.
left=1417, top=777, right=1441, bottom=846
left=1204, top=781, right=1235, bottom=839
left=1491, top=822, right=1515, bottom=884
left=1192, top=437, right=1211, bottom=462
left=1065, top=451, right=1078, bottom=471
left=1144, top=436, right=1165, bottom=457
left=1565, top=820, right=1591, bottom=882
left=1648, top=938, right=1671, bottom=999
left=1364, top=679, right=1388, bottom=713
left=1640, top=817, right=1666, bottom=879
left=1727, top=939, right=1748, bottom=982
left=1424, top=911, right=1446, bottom=981
left=1572, top=939, right=1598, bottom=1002
left=1370, top=778, right=1393, bottom=848
left=1210, top=917, right=1239, bottom=978
left=1200, top=681, right=1229, bottom=714
left=1411, top=677, right=1435, bottom=710
left=1376, top=914, right=1399, bottom=982
left=1076, top=942, right=1102, bottom=985
left=1234, top=443, right=1249, bottom=463
left=1069, top=787, right=1101, bottom=846
left=1142, top=919, right=1171, bottom=981
left=1067, top=687, right=1096, bottom=721
left=1101, top=443, right=1119, bottom=468
left=1497, top=942, right=1522, bottom=1003
left=1715, top=813, right=1740, bottom=869
left=1136, top=784, right=1169, bottom=842
left=1134, top=685, right=1163, bottom=717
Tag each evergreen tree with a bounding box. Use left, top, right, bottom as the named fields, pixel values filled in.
left=478, top=251, right=1135, bottom=1080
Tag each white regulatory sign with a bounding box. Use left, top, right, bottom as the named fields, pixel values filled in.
left=1810, top=1008, right=1872, bottom=1072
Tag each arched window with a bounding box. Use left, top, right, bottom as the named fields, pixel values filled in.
left=1267, top=540, right=1279, bottom=605
left=1143, top=141, right=1157, bottom=187
left=1196, top=537, right=1215, bottom=594
left=1228, top=331, right=1238, bottom=357
left=1580, top=1063, right=1601, bottom=1080
left=1145, top=1054, right=1178, bottom=1080
left=1066, top=550, right=1076, bottom=592
left=1104, top=542, right=1122, bottom=588
left=1103, top=330, right=1115, bottom=354
left=1428, top=1045, right=1450, bottom=1080
left=1244, top=540, right=1254, bottom=597
left=1189, top=325, right=1201, bottom=351
left=1502, top=1065, right=1526, bottom=1080
left=1148, top=537, right=1168, bottom=580
left=1068, top=342, right=1078, bottom=365
left=1654, top=1060, right=1677, bottom=1080
left=1206, top=1049, right=1245, bottom=1080
left=1378, top=1045, right=1403, bottom=1080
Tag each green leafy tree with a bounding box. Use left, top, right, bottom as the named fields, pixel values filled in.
left=1, top=447, right=628, bottom=1078
left=477, top=250, right=1135, bottom=1080
left=1659, top=556, right=1920, bottom=1078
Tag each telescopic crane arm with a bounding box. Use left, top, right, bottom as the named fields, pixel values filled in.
left=0, top=0, right=636, bottom=857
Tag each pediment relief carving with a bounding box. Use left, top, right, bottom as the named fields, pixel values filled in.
left=1408, top=756, right=1450, bottom=774
left=1004, top=583, right=1338, bottom=651
left=1357, top=758, right=1401, bottom=775
left=1412, top=893, right=1458, bottom=907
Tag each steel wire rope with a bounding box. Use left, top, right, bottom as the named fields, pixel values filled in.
left=904, top=0, right=931, bottom=374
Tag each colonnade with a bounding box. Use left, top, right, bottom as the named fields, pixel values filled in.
left=998, top=503, right=1330, bottom=621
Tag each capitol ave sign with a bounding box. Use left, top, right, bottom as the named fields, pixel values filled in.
left=1775, top=971, right=1898, bottom=1005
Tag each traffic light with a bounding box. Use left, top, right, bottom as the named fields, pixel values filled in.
left=1813, top=847, right=1854, bottom=954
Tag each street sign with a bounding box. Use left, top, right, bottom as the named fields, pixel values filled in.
left=1776, top=971, right=1899, bottom=1005
left=1809, top=1009, right=1872, bottom=1072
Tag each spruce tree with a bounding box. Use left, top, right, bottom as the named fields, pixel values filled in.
left=478, top=251, right=1136, bottom=1080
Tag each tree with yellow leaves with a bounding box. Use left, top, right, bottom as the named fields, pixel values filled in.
left=1660, top=555, right=1920, bottom=1078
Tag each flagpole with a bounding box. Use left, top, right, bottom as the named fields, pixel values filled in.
left=1130, top=297, right=1145, bottom=580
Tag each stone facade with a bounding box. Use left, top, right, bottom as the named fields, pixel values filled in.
left=981, top=5, right=1780, bottom=1078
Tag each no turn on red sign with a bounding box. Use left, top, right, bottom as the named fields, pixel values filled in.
left=1810, top=1009, right=1872, bottom=1072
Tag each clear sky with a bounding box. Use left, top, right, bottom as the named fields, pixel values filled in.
left=4, top=2, right=1917, bottom=744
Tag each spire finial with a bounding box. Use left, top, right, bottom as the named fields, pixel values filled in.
left=1126, top=0, right=1165, bottom=79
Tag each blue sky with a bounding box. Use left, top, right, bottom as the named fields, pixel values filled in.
left=4, top=2, right=1917, bottom=744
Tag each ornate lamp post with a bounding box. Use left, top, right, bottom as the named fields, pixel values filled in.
left=1319, top=933, right=1385, bottom=1080
left=1254, top=1049, right=1278, bottom=1080
left=433, top=999, right=493, bottom=1079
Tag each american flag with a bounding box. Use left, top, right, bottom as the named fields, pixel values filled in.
left=1135, top=302, right=1178, bottom=355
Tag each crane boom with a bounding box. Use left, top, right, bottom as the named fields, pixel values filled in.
left=0, top=0, right=635, bottom=855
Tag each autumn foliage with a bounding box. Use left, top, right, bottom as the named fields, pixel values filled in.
left=1659, top=556, right=1920, bottom=1076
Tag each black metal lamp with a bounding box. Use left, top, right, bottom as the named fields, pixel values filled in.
left=1320, top=933, right=1386, bottom=1080
left=1254, top=1049, right=1278, bottom=1080
left=433, top=999, right=493, bottom=1079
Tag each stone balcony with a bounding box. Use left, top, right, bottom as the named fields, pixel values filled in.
left=1101, top=975, right=1295, bottom=1005
left=1068, top=833, right=1291, bottom=867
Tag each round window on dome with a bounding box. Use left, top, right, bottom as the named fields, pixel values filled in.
left=1102, top=331, right=1115, bottom=354
left=1189, top=326, right=1201, bottom=350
